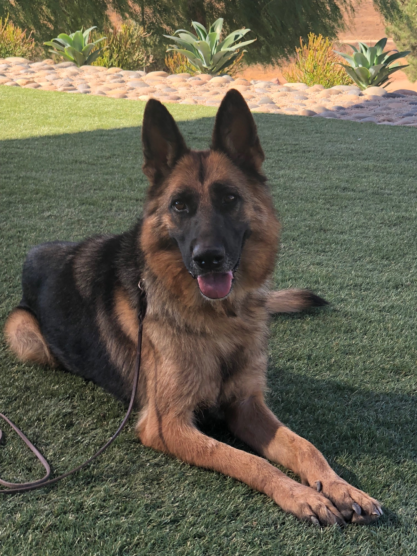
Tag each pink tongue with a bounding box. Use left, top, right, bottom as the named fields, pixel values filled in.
left=197, top=271, right=233, bottom=299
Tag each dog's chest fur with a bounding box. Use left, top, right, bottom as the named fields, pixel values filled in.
left=141, top=285, right=270, bottom=412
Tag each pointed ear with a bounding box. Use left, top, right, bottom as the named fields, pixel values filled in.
left=142, top=99, right=189, bottom=182
left=211, top=89, right=265, bottom=172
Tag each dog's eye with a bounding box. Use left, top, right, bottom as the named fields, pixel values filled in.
left=223, top=194, right=236, bottom=204
left=173, top=200, right=187, bottom=212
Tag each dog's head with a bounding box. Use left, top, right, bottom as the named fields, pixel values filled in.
left=140, top=89, right=280, bottom=303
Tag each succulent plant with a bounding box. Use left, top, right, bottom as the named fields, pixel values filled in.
left=335, top=38, right=410, bottom=90
left=44, top=27, right=106, bottom=67
left=164, top=18, right=256, bottom=75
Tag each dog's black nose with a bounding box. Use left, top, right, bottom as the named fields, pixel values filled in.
left=192, top=245, right=225, bottom=271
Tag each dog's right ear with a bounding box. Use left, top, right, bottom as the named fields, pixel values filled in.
left=142, top=99, right=189, bottom=182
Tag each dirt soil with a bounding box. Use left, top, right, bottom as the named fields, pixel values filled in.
left=236, top=0, right=417, bottom=92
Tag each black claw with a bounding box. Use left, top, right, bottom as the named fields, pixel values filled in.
left=352, top=502, right=362, bottom=515
left=315, top=480, right=322, bottom=493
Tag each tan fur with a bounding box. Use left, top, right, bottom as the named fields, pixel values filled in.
left=114, top=288, right=139, bottom=344
left=135, top=147, right=380, bottom=524
left=3, top=93, right=381, bottom=525
left=266, top=289, right=319, bottom=313
left=4, top=309, right=56, bottom=367
left=141, top=151, right=280, bottom=306
left=133, top=98, right=382, bottom=523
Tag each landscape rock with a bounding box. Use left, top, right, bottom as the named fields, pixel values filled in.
left=146, top=71, right=169, bottom=78
left=332, top=85, right=355, bottom=91
left=5, top=57, right=29, bottom=64
left=362, top=87, right=387, bottom=97
left=209, top=76, right=230, bottom=84
left=283, top=82, right=309, bottom=90
left=258, top=96, right=274, bottom=105
left=393, top=89, right=417, bottom=97
left=0, top=60, right=416, bottom=127
left=55, top=62, right=77, bottom=68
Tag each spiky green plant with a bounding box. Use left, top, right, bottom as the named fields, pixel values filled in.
left=92, top=22, right=153, bottom=71
left=164, top=18, right=256, bottom=75
left=44, top=27, right=106, bottom=67
left=335, top=38, right=410, bottom=90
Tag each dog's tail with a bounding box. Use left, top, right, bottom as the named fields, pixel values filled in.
left=266, top=289, right=328, bottom=314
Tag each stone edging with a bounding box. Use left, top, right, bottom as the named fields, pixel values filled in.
left=1, top=57, right=417, bottom=127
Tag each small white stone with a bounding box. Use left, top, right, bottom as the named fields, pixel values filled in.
left=54, top=61, right=77, bottom=68
left=331, top=85, right=354, bottom=91
left=257, top=96, right=275, bottom=105
left=128, top=81, right=150, bottom=89
left=283, top=82, right=309, bottom=90
left=209, top=76, right=231, bottom=84
left=167, top=73, right=191, bottom=80
left=309, top=84, right=325, bottom=91
left=5, top=56, right=29, bottom=64
left=146, top=71, right=168, bottom=78
left=312, top=105, right=328, bottom=113
left=362, top=87, right=387, bottom=97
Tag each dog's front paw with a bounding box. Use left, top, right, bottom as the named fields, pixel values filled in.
left=313, top=476, right=383, bottom=524
left=275, top=482, right=346, bottom=527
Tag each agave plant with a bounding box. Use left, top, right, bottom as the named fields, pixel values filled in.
left=164, top=18, right=256, bottom=75
left=335, top=38, right=410, bottom=90
left=44, top=27, right=106, bottom=67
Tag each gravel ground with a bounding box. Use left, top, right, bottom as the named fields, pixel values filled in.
left=2, top=56, right=417, bottom=127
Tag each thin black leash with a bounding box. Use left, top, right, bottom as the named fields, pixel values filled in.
left=0, top=286, right=147, bottom=494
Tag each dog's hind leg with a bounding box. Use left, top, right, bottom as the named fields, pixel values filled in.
left=4, top=308, right=56, bottom=367
left=266, top=289, right=328, bottom=314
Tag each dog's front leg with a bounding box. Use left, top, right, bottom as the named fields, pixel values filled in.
left=225, top=393, right=383, bottom=524
left=136, top=406, right=345, bottom=526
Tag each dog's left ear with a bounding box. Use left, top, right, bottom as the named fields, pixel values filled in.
left=211, top=89, right=265, bottom=172
left=142, top=99, right=189, bottom=182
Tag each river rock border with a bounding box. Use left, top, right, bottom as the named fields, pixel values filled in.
left=1, top=57, right=417, bottom=127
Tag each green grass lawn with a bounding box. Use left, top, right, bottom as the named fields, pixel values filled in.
left=1, top=86, right=417, bottom=555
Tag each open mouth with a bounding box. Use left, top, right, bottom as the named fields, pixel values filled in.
left=196, top=271, right=234, bottom=300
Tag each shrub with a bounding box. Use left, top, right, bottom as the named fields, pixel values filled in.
left=225, top=50, right=246, bottom=77
left=164, top=18, right=256, bottom=75
left=165, top=51, right=196, bottom=74
left=335, top=38, right=410, bottom=89
left=92, top=21, right=153, bottom=71
left=0, top=15, right=36, bottom=59
left=44, top=27, right=105, bottom=66
left=283, top=33, right=353, bottom=88
left=385, top=1, right=417, bottom=82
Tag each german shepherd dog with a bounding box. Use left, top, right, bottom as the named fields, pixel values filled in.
left=4, top=90, right=382, bottom=525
